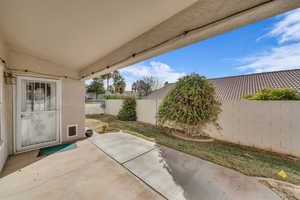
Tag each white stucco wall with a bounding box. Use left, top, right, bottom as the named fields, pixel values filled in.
left=0, top=47, right=86, bottom=172
left=86, top=99, right=161, bottom=124
left=105, top=100, right=123, bottom=116
left=136, top=100, right=161, bottom=124
left=86, top=99, right=300, bottom=157
left=0, top=34, right=8, bottom=172
left=5, top=50, right=85, bottom=154
left=205, top=101, right=300, bottom=157
left=61, top=79, right=85, bottom=142
left=85, top=103, right=105, bottom=115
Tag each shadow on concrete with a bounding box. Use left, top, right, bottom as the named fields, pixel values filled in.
left=0, top=150, right=47, bottom=178
left=155, top=144, right=280, bottom=200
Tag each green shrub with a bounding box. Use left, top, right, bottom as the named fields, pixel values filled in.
left=103, top=94, right=132, bottom=99
left=158, top=74, right=221, bottom=136
left=244, top=88, right=300, bottom=100
left=102, top=124, right=108, bottom=132
left=117, top=98, right=137, bottom=121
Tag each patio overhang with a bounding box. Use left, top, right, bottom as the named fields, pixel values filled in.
left=0, top=0, right=299, bottom=80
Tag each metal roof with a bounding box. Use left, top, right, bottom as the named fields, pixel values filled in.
left=143, top=69, right=300, bottom=101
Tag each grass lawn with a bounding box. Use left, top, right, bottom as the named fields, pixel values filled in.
left=86, top=114, right=300, bottom=185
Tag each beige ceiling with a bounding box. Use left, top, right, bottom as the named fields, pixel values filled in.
left=0, top=0, right=299, bottom=79
left=81, top=0, right=300, bottom=79
left=0, top=0, right=197, bottom=69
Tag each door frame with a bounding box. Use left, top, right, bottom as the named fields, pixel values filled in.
left=14, top=75, right=62, bottom=153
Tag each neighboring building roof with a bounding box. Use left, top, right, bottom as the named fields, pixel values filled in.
left=143, top=69, right=300, bottom=101
left=143, top=83, right=176, bottom=100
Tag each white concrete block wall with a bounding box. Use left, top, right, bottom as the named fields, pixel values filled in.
left=206, top=100, right=300, bottom=157
left=105, top=100, right=123, bottom=116
left=85, top=103, right=105, bottom=115
left=85, top=99, right=300, bottom=157
left=136, top=100, right=158, bottom=124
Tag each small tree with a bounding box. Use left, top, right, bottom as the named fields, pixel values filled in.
left=133, top=76, right=162, bottom=97
left=112, top=70, right=126, bottom=94
left=108, top=85, right=114, bottom=94
left=132, top=82, right=137, bottom=94
left=101, top=73, right=112, bottom=91
left=143, top=76, right=161, bottom=91
left=117, top=98, right=137, bottom=121
left=158, top=74, right=221, bottom=137
left=134, top=80, right=149, bottom=97
left=87, top=78, right=105, bottom=99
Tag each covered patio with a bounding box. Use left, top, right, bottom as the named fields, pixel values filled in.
left=0, top=132, right=280, bottom=200
left=0, top=0, right=299, bottom=199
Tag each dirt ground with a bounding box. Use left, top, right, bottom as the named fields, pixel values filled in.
left=260, top=180, right=300, bottom=200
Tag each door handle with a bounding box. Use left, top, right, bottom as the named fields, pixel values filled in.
left=21, top=114, right=32, bottom=119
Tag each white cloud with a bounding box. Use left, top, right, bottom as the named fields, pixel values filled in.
left=237, top=8, right=300, bottom=73
left=237, top=42, right=300, bottom=73
left=121, top=61, right=185, bottom=91
left=268, top=8, right=300, bottom=43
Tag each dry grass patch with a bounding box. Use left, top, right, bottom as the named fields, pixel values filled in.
left=260, top=180, right=300, bottom=200
left=85, top=118, right=105, bottom=129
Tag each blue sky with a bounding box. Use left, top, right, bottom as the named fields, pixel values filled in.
left=119, top=8, right=300, bottom=91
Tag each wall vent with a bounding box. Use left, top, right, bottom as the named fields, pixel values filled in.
left=67, top=125, right=78, bottom=137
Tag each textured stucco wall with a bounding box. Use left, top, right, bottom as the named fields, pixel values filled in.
left=6, top=50, right=85, bottom=154
left=61, top=79, right=85, bottom=142
left=85, top=103, right=105, bottom=115
left=87, top=99, right=300, bottom=157
left=0, top=64, right=7, bottom=172
left=8, top=49, right=79, bottom=78
left=86, top=100, right=160, bottom=124
left=136, top=100, right=161, bottom=124
left=0, top=34, right=8, bottom=172
left=205, top=101, right=300, bottom=157
left=105, top=100, right=123, bottom=116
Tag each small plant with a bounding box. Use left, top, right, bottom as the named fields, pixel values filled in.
left=102, top=124, right=108, bottom=132
left=158, top=74, right=221, bottom=137
left=117, top=98, right=137, bottom=121
left=244, top=88, right=300, bottom=100
left=103, top=94, right=134, bottom=99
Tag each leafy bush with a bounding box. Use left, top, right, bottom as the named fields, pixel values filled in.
left=117, top=98, right=137, bottom=121
left=244, top=88, right=300, bottom=100
left=103, top=94, right=137, bottom=100
left=158, top=74, right=221, bottom=136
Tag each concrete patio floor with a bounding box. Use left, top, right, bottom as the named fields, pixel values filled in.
left=89, top=132, right=280, bottom=200
left=0, top=138, right=163, bottom=200
left=0, top=132, right=280, bottom=200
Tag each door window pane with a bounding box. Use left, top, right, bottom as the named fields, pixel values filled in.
left=46, top=83, right=51, bottom=110
left=22, top=80, right=56, bottom=112
left=49, top=82, right=56, bottom=111
left=21, top=80, right=34, bottom=112
left=28, top=82, right=34, bottom=111
left=34, top=82, right=41, bottom=111
left=40, top=82, right=45, bottom=111
left=21, top=80, right=27, bottom=112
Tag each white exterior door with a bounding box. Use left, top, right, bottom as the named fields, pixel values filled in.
left=16, top=76, right=61, bottom=152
